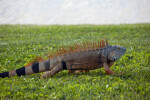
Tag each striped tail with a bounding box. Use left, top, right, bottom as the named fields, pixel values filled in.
left=0, top=60, right=50, bottom=78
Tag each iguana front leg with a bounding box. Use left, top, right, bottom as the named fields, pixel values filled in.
left=41, top=63, right=63, bottom=78
left=103, top=62, right=115, bottom=75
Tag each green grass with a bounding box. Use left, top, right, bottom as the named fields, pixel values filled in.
left=0, top=24, right=150, bottom=100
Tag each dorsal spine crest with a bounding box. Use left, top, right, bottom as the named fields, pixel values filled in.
left=25, top=39, right=108, bottom=67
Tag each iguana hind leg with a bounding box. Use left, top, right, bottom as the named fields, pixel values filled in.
left=41, top=63, right=63, bottom=78
left=68, top=70, right=89, bottom=74
left=82, top=70, right=89, bottom=73
left=75, top=70, right=89, bottom=73
left=68, top=70, right=75, bottom=73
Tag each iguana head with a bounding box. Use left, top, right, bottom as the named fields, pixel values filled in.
left=108, top=45, right=126, bottom=62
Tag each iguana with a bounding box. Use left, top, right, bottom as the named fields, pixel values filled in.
left=0, top=40, right=126, bottom=78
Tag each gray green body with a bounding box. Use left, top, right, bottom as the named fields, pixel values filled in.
left=0, top=45, right=126, bottom=78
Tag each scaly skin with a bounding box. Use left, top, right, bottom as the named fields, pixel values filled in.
left=0, top=43, right=126, bottom=78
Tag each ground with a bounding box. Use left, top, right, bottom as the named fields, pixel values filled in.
left=0, top=24, right=150, bottom=99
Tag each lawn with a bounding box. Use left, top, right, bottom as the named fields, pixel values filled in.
left=0, top=24, right=150, bottom=99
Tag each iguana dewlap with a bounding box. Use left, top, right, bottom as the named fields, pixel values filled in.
left=0, top=40, right=126, bottom=78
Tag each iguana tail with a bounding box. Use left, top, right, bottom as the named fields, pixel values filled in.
left=0, top=60, right=50, bottom=78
